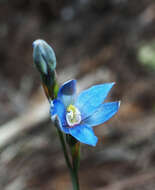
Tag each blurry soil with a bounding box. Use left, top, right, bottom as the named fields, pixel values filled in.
left=0, top=0, right=155, bottom=190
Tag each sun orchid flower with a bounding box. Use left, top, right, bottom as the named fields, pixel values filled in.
left=50, top=80, right=120, bottom=146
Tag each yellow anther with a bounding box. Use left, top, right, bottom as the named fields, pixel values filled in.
left=67, top=104, right=76, bottom=114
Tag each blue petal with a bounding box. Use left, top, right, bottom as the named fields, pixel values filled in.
left=69, top=125, right=98, bottom=146
left=50, top=100, right=69, bottom=133
left=83, top=101, right=120, bottom=127
left=57, top=80, right=77, bottom=108
left=75, top=82, right=115, bottom=118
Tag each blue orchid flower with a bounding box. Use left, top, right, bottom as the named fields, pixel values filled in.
left=50, top=80, right=120, bottom=146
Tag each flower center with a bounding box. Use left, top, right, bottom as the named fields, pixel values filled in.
left=66, top=104, right=81, bottom=127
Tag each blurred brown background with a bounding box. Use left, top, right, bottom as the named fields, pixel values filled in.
left=1, top=0, right=155, bottom=189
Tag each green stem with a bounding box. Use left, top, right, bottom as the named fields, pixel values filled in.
left=71, top=143, right=80, bottom=190
left=56, top=128, right=72, bottom=170
left=57, top=129, right=80, bottom=190
left=70, top=169, right=80, bottom=190
left=72, top=143, right=80, bottom=174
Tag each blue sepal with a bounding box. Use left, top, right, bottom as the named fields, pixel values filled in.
left=75, top=82, right=115, bottom=119
left=69, top=125, right=98, bottom=146
left=83, top=101, right=120, bottom=127
left=50, top=100, right=69, bottom=133
left=57, top=80, right=77, bottom=107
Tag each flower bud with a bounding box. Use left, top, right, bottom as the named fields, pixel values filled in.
left=33, top=39, right=56, bottom=75
left=33, top=39, right=58, bottom=100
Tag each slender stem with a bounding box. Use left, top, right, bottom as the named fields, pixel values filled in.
left=71, top=143, right=81, bottom=190
left=72, top=143, right=80, bottom=174
left=70, top=169, right=80, bottom=190
left=57, top=129, right=80, bottom=190
left=56, top=128, right=72, bottom=170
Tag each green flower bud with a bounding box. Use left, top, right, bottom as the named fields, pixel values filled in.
left=33, top=39, right=58, bottom=100
left=33, top=39, right=56, bottom=75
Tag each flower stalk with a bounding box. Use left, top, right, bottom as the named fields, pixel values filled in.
left=71, top=143, right=80, bottom=190
left=66, top=134, right=80, bottom=189
left=33, top=39, right=80, bottom=190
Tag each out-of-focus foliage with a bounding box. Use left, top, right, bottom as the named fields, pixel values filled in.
left=138, top=42, right=155, bottom=70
